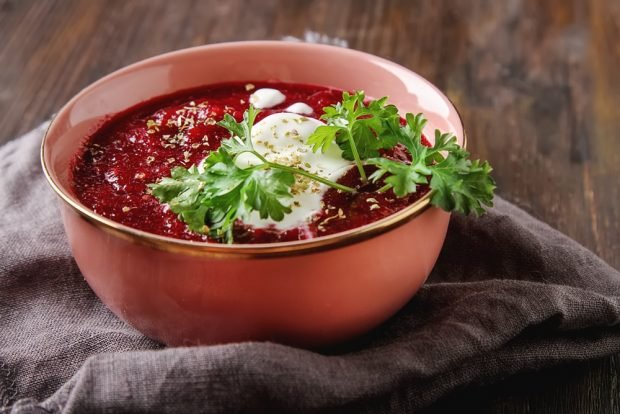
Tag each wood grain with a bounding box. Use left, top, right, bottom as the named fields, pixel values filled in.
left=1, top=0, right=618, bottom=412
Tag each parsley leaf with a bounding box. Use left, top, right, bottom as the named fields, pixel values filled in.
left=306, top=125, right=342, bottom=153
left=343, top=121, right=382, bottom=160
left=150, top=165, right=205, bottom=211
left=367, top=157, right=431, bottom=196
left=429, top=153, right=495, bottom=216
left=244, top=169, right=295, bottom=221
left=217, top=106, right=260, bottom=157
left=218, top=105, right=259, bottom=148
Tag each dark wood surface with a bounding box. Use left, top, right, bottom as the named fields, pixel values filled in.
left=1, top=0, right=618, bottom=412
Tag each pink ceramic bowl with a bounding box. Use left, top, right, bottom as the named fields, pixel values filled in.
left=42, top=41, right=465, bottom=347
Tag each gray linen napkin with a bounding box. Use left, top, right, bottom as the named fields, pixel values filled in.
left=1, top=124, right=619, bottom=414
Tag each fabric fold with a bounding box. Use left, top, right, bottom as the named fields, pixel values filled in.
left=1, top=125, right=619, bottom=413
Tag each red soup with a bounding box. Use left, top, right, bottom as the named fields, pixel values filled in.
left=72, top=81, right=430, bottom=243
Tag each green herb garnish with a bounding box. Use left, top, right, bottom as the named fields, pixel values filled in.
left=150, top=92, right=495, bottom=243
left=307, top=91, right=400, bottom=181
left=149, top=105, right=355, bottom=243
left=363, top=113, right=494, bottom=215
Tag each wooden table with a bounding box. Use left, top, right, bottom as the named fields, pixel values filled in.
left=1, top=0, right=618, bottom=412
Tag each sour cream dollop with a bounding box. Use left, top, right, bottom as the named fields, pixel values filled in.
left=235, top=112, right=352, bottom=230
left=249, top=88, right=286, bottom=109
left=285, top=102, right=314, bottom=115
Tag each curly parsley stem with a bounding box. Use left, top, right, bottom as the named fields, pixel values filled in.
left=267, top=161, right=356, bottom=194
left=233, top=150, right=356, bottom=194
left=345, top=130, right=368, bottom=182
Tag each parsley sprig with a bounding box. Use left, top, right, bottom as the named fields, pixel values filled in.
left=149, top=105, right=354, bottom=243
left=150, top=91, right=495, bottom=243
left=308, top=94, right=495, bottom=215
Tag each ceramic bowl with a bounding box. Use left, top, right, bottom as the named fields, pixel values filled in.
left=42, top=41, right=465, bottom=347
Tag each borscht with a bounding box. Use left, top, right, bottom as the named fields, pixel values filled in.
left=72, top=82, right=495, bottom=244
